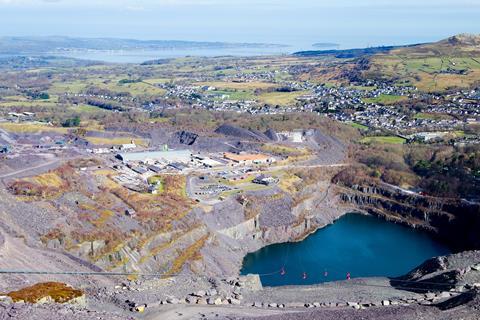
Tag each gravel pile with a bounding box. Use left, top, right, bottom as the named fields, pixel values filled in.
left=0, top=303, right=132, bottom=320
left=214, top=124, right=269, bottom=142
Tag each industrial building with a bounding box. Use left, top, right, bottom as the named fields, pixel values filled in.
left=192, top=154, right=225, bottom=168
left=223, top=152, right=275, bottom=166
left=253, top=175, right=279, bottom=186
left=116, top=150, right=192, bottom=164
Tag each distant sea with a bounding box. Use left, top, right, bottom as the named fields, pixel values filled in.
left=48, top=46, right=310, bottom=63
left=0, top=43, right=341, bottom=64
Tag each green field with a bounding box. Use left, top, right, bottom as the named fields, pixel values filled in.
left=414, top=112, right=454, bottom=120
left=349, top=85, right=376, bottom=91
left=362, top=94, right=407, bottom=105
left=209, top=89, right=254, bottom=101
left=49, top=77, right=167, bottom=97
left=0, top=123, right=70, bottom=134
left=0, top=96, right=59, bottom=108
left=71, top=104, right=108, bottom=113
left=142, top=78, right=171, bottom=85
left=258, top=91, right=310, bottom=106
left=367, top=41, right=480, bottom=92
left=349, top=122, right=369, bottom=131
left=49, top=80, right=88, bottom=95
left=196, top=81, right=278, bottom=91
left=360, top=136, right=406, bottom=144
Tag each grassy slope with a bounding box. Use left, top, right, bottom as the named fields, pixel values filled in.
left=360, top=136, right=406, bottom=144
left=258, top=90, right=310, bottom=106
left=364, top=34, right=480, bottom=91
left=362, top=94, right=407, bottom=105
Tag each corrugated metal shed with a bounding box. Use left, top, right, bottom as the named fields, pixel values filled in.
left=117, top=150, right=192, bottom=163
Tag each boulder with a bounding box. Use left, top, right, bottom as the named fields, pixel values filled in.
left=286, top=302, right=304, bottom=308
left=185, top=297, right=198, bottom=304
left=425, top=293, right=436, bottom=300
left=241, top=275, right=263, bottom=291
left=268, top=303, right=278, bottom=308
left=193, top=290, right=206, bottom=297
left=225, top=277, right=237, bottom=285
left=135, top=305, right=146, bottom=313
left=382, top=300, right=390, bottom=306
left=229, top=298, right=241, bottom=305
left=166, top=298, right=180, bottom=304
left=0, top=296, right=13, bottom=304
left=36, top=296, right=54, bottom=304
left=234, top=293, right=243, bottom=300
left=206, top=289, right=218, bottom=297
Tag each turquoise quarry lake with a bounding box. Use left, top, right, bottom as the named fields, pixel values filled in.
left=241, top=213, right=450, bottom=287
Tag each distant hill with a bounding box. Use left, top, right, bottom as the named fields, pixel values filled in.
left=294, top=45, right=408, bottom=58
left=298, top=34, right=480, bottom=92
left=312, top=43, right=340, bottom=49
left=0, top=55, right=101, bottom=69
left=296, top=34, right=480, bottom=59
left=382, top=34, right=480, bottom=57
left=361, top=34, right=480, bottom=91
left=0, top=36, right=287, bottom=55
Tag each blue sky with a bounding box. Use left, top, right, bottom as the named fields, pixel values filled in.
left=1, top=0, right=479, bottom=48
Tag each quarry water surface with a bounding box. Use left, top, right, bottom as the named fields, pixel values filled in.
left=241, top=213, right=450, bottom=287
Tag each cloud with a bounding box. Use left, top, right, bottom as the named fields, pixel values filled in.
left=0, top=0, right=61, bottom=3
left=1, top=0, right=480, bottom=10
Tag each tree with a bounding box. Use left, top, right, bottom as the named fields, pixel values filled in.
left=62, top=116, right=81, bottom=127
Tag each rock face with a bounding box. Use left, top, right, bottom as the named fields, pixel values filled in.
left=198, top=179, right=345, bottom=277
left=391, top=250, right=480, bottom=292
left=264, top=128, right=280, bottom=141
left=446, top=34, right=480, bottom=46
left=337, top=183, right=480, bottom=251
left=173, top=130, right=199, bottom=146
left=214, top=124, right=269, bottom=141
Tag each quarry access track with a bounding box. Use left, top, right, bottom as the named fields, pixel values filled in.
left=0, top=157, right=64, bottom=180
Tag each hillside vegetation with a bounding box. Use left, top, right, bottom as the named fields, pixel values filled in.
left=363, top=34, right=480, bottom=91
